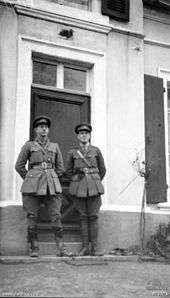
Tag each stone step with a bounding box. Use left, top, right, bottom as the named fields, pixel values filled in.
left=39, top=242, right=82, bottom=256
left=38, top=231, right=81, bottom=242
left=38, top=233, right=81, bottom=242
left=37, top=222, right=81, bottom=242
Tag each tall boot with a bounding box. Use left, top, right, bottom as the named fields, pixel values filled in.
left=78, top=218, right=89, bottom=256
left=54, top=228, right=72, bottom=257
left=27, top=227, right=39, bottom=257
left=89, top=217, right=103, bottom=256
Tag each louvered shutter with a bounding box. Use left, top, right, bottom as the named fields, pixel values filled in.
left=145, top=74, right=167, bottom=204
left=143, top=0, right=170, bottom=14
left=101, top=0, right=129, bottom=22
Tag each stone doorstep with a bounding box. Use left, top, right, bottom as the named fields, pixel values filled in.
left=39, top=241, right=82, bottom=255
left=0, top=255, right=139, bottom=265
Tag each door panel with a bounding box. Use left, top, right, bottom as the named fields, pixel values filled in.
left=31, top=86, right=90, bottom=227
left=144, top=75, right=167, bottom=203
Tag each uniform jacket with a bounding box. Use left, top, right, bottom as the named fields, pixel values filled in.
left=15, top=139, right=64, bottom=195
left=66, top=145, right=106, bottom=198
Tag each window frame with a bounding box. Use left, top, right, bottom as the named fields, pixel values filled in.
left=32, top=52, right=91, bottom=93
left=56, top=0, right=91, bottom=11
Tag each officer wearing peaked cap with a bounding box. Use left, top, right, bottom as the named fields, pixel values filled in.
left=74, top=123, right=92, bottom=134
left=15, top=115, right=67, bottom=257
left=33, top=115, right=51, bottom=128
left=66, top=122, right=106, bottom=256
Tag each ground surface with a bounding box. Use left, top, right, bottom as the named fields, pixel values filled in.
left=0, top=258, right=170, bottom=297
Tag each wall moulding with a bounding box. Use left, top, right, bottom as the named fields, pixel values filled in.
left=14, top=4, right=112, bottom=34
left=144, top=38, right=170, bottom=49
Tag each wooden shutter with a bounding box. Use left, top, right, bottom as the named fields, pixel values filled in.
left=145, top=74, right=167, bottom=204
left=143, top=0, right=170, bottom=14
left=101, top=0, right=129, bottom=22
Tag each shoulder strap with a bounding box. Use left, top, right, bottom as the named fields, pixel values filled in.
left=77, top=150, right=92, bottom=168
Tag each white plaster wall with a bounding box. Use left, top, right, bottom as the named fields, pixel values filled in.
left=144, top=13, right=170, bottom=44
left=144, top=12, right=170, bottom=75
left=0, top=6, right=18, bottom=201
left=106, top=32, right=145, bottom=207
left=144, top=44, right=170, bottom=77
left=18, top=16, right=108, bottom=53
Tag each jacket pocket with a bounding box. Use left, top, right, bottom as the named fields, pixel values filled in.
left=21, top=171, right=42, bottom=193
left=91, top=173, right=104, bottom=195
left=51, top=171, right=62, bottom=193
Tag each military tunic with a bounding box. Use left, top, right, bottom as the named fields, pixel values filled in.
left=15, top=138, right=65, bottom=231
left=66, top=145, right=106, bottom=198
left=15, top=139, right=64, bottom=195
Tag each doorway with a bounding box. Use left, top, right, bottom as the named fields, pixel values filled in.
left=31, top=86, right=90, bottom=233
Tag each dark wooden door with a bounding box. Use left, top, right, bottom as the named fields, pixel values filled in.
left=30, top=86, right=90, bottom=230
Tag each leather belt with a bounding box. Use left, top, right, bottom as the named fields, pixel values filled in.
left=31, top=162, right=53, bottom=170
left=82, top=168, right=99, bottom=174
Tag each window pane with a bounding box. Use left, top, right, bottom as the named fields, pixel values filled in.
left=56, top=0, right=89, bottom=10
left=33, top=61, right=57, bottom=86
left=64, top=67, right=86, bottom=91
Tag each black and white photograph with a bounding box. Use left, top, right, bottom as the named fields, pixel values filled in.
left=0, top=0, right=170, bottom=297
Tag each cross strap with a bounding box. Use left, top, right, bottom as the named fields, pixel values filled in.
left=77, top=150, right=92, bottom=168
left=34, top=141, right=50, bottom=159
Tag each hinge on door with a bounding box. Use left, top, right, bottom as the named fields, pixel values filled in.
left=163, top=87, right=166, bottom=93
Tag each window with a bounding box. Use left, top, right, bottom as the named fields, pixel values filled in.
left=33, top=61, right=57, bottom=86
left=56, top=0, right=90, bottom=10
left=64, top=67, right=86, bottom=91
left=32, top=54, right=89, bottom=93
left=102, top=0, right=129, bottom=22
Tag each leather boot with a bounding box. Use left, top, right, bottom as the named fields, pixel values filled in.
left=78, top=218, right=90, bottom=256
left=89, top=217, right=103, bottom=256
left=55, top=236, right=67, bottom=257
left=54, top=228, right=73, bottom=257
left=27, top=227, right=39, bottom=257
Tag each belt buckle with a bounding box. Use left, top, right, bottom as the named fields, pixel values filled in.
left=84, top=168, right=88, bottom=175
left=42, top=162, right=47, bottom=170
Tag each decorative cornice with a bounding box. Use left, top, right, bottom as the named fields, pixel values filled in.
left=144, top=38, right=170, bottom=49
left=144, top=10, right=170, bottom=25
left=14, top=4, right=112, bottom=34
left=111, top=26, right=145, bottom=39
left=20, top=34, right=105, bottom=57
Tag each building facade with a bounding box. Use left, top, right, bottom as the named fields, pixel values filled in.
left=0, top=0, right=170, bottom=255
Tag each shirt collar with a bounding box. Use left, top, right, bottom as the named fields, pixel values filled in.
left=34, top=136, right=49, bottom=148
left=79, top=142, right=90, bottom=152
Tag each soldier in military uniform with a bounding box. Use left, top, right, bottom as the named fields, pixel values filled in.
left=66, top=123, right=106, bottom=256
left=15, top=115, right=65, bottom=257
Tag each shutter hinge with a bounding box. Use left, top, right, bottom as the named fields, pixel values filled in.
left=163, top=88, right=166, bottom=93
